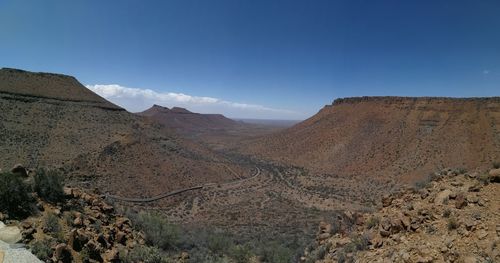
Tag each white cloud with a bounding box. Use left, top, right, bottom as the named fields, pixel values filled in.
left=86, top=84, right=299, bottom=119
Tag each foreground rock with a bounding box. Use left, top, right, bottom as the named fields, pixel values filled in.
left=0, top=222, right=21, bottom=244
left=0, top=240, right=41, bottom=263
left=305, top=167, right=500, bottom=262
left=4, top=187, right=147, bottom=262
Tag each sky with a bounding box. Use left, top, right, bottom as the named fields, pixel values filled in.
left=0, top=0, right=499, bottom=119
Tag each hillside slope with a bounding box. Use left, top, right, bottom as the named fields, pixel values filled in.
left=245, top=97, right=500, bottom=182
left=0, top=68, right=243, bottom=197
left=138, top=104, right=239, bottom=134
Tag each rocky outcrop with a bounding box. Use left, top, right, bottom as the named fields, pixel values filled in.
left=9, top=187, right=147, bottom=262
left=305, top=167, right=500, bottom=263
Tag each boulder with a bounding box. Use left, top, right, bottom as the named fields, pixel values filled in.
left=466, top=195, right=479, bottom=204
left=115, top=217, right=131, bottom=230
left=0, top=222, right=21, bottom=244
left=0, top=239, right=42, bottom=263
left=435, top=189, right=452, bottom=204
left=53, top=243, right=72, bottom=263
left=10, top=164, right=28, bottom=177
left=21, top=227, right=36, bottom=243
left=102, top=248, right=120, bottom=262
left=489, top=168, right=500, bottom=183
left=85, top=240, right=103, bottom=261
left=68, top=229, right=90, bottom=251
left=63, top=187, right=73, bottom=197
left=476, top=229, right=488, bottom=240
left=382, top=194, right=393, bottom=207
left=455, top=193, right=467, bottom=209
left=115, top=231, right=127, bottom=245
left=468, top=183, right=481, bottom=192
left=419, top=189, right=429, bottom=199
left=73, top=216, right=83, bottom=227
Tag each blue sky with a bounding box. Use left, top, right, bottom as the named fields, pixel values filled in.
left=1, top=0, right=499, bottom=119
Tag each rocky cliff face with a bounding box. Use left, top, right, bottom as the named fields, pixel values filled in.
left=246, top=96, right=500, bottom=182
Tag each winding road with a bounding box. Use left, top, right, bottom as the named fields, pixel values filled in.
left=106, top=166, right=261, bottom=203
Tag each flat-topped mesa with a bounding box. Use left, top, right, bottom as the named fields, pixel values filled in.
left=332, top=96, right=500, bottom=106
left=0, top=67, right=122, bottom=110
left=138, top=105, right=238, bottom=133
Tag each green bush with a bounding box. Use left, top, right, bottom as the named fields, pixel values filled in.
left=122, top=245, right=169, bottom=263
left=478, top=173, right=490, bottom=185
left=207, top=232, right=233, bottom=256
left=366, top=216, right=379, bottom=229
left=228, top=244, right=253, bottom=263
left=34, top=169, right=65, bottom=203
left=0, top=172, right=33, bottom=218
left=447, top=217, right=459, bottom=230
left=43, top=212, right=62, bottom=239
left=30, top=239, right=54, bottom=261
left=443, top=209, right=451, bottom=218
left=493, top=162, right=500, bottom=169
left=259, top=241, right=294, bottom=263
left=135, top=212, right=179, bottom=250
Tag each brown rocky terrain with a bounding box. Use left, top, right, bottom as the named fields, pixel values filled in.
left=0, top=68, right=244, bottom=198
left=3, top=68, right=499, bottom=262
left=239, top=97, right=500, bottom=204
left=304, top=167, right=500, bottom=263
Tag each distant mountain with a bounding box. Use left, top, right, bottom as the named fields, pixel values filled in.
left=246, top=96, right=500, bottom=182
left=138, top=104, right=240, bottom=133
left=0, top=68, right=243, bottom=197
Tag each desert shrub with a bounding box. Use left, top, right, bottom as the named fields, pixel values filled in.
left=493, top=162, right=500, bottom=169
left=259, top=241, right=294, bottom=263
left=414, top=172, right=439, bottom=190
left=472, top=211, right=482, bottom=220
left=30, top=239, right=54, bottom=261
left=122, top=245, right=169, bottom=263
left=0, top=172, right=33, bottom=218
left=135, top=212, right=179, bottom=250
left=353, top=234, right=370, bottom=251
left=43, top=212, right=62, bottom=239
left=337, top=249, right=347, bottom=263
left=228, top=244, right=253, bottom=263
left=330, top=218, right=341, bottom=234
left=455, top=168, right=467, bottom=174
left=366, top=216, right=379, bottom=229
left=80, top=247, right=91, bottom=262
left=62, top=211, right=75, bottom=225
left=317, top=246, right=327, bottom=260
left=34, top=168, right=65, bottom=203
left=207, top=232, right=233, bottom=255
left=447, top=217, right=459, bottom=230
left=344, top=234, right=370, bottom=253
left=443, top=209, right=451, bottom=218
left=478, top=173, right=490, bottom=185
